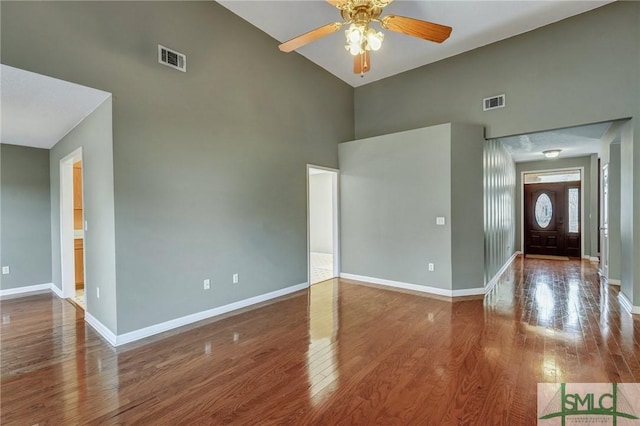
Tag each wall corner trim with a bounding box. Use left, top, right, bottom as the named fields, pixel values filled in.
left=0, top=283, right=55, bottom=297
left=617, top=291, right=640, bottom=315
left=113, top=282, right=308, bottom=346
left=485, top=252, right=519, bottom=295
left=339, top=273, right=484, bottom=297
left=85, top=312, right=118, bottom=346
left=50, top=284, right=64, bottom=298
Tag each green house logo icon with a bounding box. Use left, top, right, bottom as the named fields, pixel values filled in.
left=539, top=383, right=640, bottom=425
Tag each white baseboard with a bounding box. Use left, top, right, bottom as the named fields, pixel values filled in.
left=607, top=278, right=621, bottom=286
left=85, top=312, right=117, bottom=346
left=589, top=257, right=599, bottom=262
left=114, top=282, right=308, bottom=346
left=0, top=283, right=55, bottom=297
left=50, top=284, right=63, bottom=297
left=618, top=292, right=640, bottom=314
left=485, top=252, right=519, bottom=294
left=3, top=281, right=308, bottom=347
left=339, top=273, right=484, bottom=298
left=452, top=287, right=486, bottom=297
left=618, top=291, right=633, bottom=313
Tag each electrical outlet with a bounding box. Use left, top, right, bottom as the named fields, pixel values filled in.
left=1, top=266, right=9, bottom=275
left=204, top=279, right=210, bottom=290
left=84, top=221, right=88, bottom=231
left=428, top=263, right=435, bottom=272
left=96, top=287, right=100, bottom=299
left=233, top=273, right=239, bottom=284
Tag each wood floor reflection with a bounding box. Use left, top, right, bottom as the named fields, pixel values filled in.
left=2, top=257, right=639, bottom=424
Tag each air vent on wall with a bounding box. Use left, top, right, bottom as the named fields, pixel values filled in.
left=158, top=45, right=186, bottom=72
left=483, top=94, right=505, bottom=111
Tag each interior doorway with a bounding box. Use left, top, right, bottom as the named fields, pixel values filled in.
left=523, top=169, right=582, bottom=258
left=72, top=161, right=86, bottom=308
left=307, top=166, right=339, bottom=286
left=60, top=148, right=85, bottom=309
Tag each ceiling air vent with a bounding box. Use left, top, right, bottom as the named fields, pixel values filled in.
left=483, top=94, right=505, bottom=111
left=158, top=45, right=186, bottom=72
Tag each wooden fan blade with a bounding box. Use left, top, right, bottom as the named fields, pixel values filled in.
left=279, top=22, right=343, bottom=52
left=353, top=51, right=371, bottom=74
left=381, top=15, right=452, bottom=43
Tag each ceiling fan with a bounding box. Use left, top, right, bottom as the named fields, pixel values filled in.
left=278, top=0, right=452, bottom=75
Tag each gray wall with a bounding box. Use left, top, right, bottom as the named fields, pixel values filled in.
left=483, top=140, right=516, bottom=284
left=49, top=99, right=117, bottom=333
left=339, top=123, right=486, bottom=292
left=339, top=125, right=453, bottom=290
left=355, top=2, right=638, bottom=142
left=450, top=125, right=485, bottom=290
left=354, top=1, right=640, bottom=306
left=514, top=156, right=594, bottom=257
left=309, top=173, right=334, bottom=254
left=0, top=144, right=51, bottom=290
left=1, top=1, right=353, bottom=333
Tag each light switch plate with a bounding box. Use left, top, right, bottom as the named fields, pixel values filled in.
left=436, top=217, right=446, bottom=226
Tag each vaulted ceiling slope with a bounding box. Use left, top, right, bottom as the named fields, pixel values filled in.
left=217, top=0, right=613, bottom=87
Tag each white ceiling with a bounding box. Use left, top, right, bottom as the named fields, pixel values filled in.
left=217, top=0, right=614, bottom=87
left=1, top=65, right=110, bottom=149
left=499, top=122, right=612, bottom=163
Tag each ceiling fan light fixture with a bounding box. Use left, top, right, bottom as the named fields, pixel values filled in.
left=279, top=0, right=452, bottom=75
left=345, top=23, right=384, bottom=55
left=345, top=24, right=365, bottom=55
left=346, top=24, right=363, bottom=43
left=543, top=149, right=561, bottom=159
left=347, top=43, right=363, bottom=55
left=365, top=27, right=384, bottom=51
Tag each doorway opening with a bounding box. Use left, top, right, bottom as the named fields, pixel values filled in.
left=307, top=166, right=339, bottom=286
left=60, top=148, right=85, bottom=309
left=522, top=169, right=583, bottom=258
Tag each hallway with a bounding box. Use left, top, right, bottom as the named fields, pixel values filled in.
left=1, top=257, right=639, bottom=424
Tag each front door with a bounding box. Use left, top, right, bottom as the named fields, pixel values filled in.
left=524, top=182, right=581, bottom=257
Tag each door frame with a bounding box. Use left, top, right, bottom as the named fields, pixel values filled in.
left=601, top=163, right=609, bottom=280
left=306, top=165, right=340, bottom=287
left=60, top=147, right=84, bottom=299
left=520, top=166, right=585, bottom=257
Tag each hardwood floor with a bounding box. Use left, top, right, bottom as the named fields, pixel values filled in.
left=1, top=257, right=639, bottom=424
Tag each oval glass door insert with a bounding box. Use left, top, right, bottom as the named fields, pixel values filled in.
left=535, top=193, right=553, bottom=228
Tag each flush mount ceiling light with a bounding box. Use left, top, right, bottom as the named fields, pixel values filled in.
left=278, top=0, right=452, bottom=76
left=543, top=149, right=562, bottom=159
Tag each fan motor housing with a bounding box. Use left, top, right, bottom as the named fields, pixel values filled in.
left=341, top=1, right=384, bottom=25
